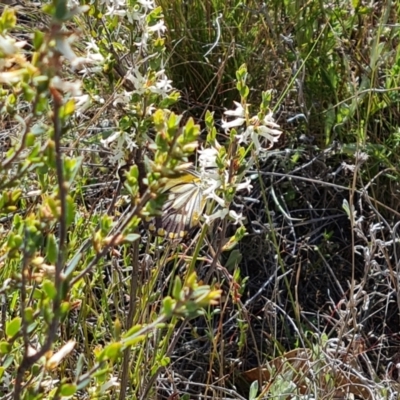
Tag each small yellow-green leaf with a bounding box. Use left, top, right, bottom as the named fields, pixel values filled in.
left=159, top=356, right=170, bottom=367
left=162, top=297, right=175, bottom=317
left=24, top=307, right=34, bottom=323
left=0, top=341, right=11, bottom=355
left=33, top=31, right=44, bottom=50
left=46, top=233, right=58, bottom=264
left=172, top=276, right=182, bottom=301
left=62, top=99, right=75, bottom=117
left=60, top=383, right=77, bottom=396
left=42, top=280, right=57, bottom=300
left=0, top=8, right=17, bottom=32
left=6, top=317, right=21, bottom=338
left=103, top=342, right=123, bottom=361
left=66, top=195, right=76, bottom=228
left=123, top=334, right=147, bottom=348
left=123, top=324, right=143, bottom=338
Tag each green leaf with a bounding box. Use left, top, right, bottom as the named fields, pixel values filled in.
left=42, top=280, right=57, bottom=300
left=0, top=341, right=11, bottom=355
left=75, top=353, right=85, bottom=377
left=162, top=297, right=175, bottom=317
left=225, top=249, right=242, bottom=270
left=60, top=301, right=71, bottom=321
left=172, top=276, right=182, bottom=301
left=33, top=31, right=44, bottom=50
left=64, top=251, right=82, bottom=278
left=239, top=85, right=249, bottom=99
left=60, top=383, right=77, bottom=396
left=25, top=132, right=36, bottom=147
left=123, top=334, right=147, bottom=348
left=46, top=234, right=58, bottom=264
left=33, top=75, right=49, bottom=94
left=27, top=322, right=38, bottom=334
left=54, top=0, right=68, bottom=20
left=182, top=117, right=200, bottom=142
left=45, top=140, right=56, bottom=168
left=124, top=233, right=140, bottom=243
left=159, top=356, right=170, bottom=367
left=7, top=233, right=22, bottom=250
left=249, top=380, right=259, bottom=400
left=0, top=8, right=16, bottom=32
left=76, top=377, right=91, bottom=391
left=3, top=354, right=14, bottom=368
left=100, top=215, right=113, bottom=234
left=124, top=324, right=143, bottom=338
left=66, top=195, right=76, bottom=228
left=63, top=157, right=81, bottom=183
left=24, top=307, right=34, bottom=323
left=61, top=99, right=75, bottom=117
left=6, top=317, right=21, bottom=338
left=103, top=342, right=123, bottom=361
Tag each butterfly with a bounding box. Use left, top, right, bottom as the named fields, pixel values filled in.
left=148, top=170, right=208, bottom=239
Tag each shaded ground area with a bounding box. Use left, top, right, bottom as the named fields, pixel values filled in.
left=151, top=139, right=400, bottom=398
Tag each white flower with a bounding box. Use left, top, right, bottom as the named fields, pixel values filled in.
left=104, top=5, right=126, bottom=17
left=255, top=113, right=282, bottom=150
left=204, top=208, right=228, bottom=225
left=46, top=341, right=76, bottom=370
left=236, top=177, right=252, bottom=193
left=224, top=101, right=245, bottom=117
left=138, top=0, right=155, bottom=10
left=0, top=35, right=26, bottom=56
left=145, top=104, right=156, bottom=115
left=100, top=0, right=125, bottom=10
left=127, top=7, right=146, bottom=23
left=73, top=94, right=90, bottom=114
left=85, top=38, right=100, bottom=53
left=0, top=69, right=26, bottom=83
left=135, top=30, right=151, bottom=51
left=55, top=35, right=78, bottom=65
left=148, top=21, right=167, bottom=36
left=101, top=131, right=137, bottom=165
left=203, top=208, right=244, bottom=226
left=79, top=64, right=103, bottom=77
left=203, top=180, right=225, bottom=207
left=149, top=71, right=172, bottom=97
left=221, top=101, right=246, bottom=130
left=101, top=131, right=121, bottom=147
left=257, top=124, right=281, bottom=147
left=236, top=125, right=254, bottom=145
left=198, top=147, right=219, bottom=170
left=228, top=210, right=245, bottom=225
left=51, top=76, right=82, bottom=96
left=222, top=99, right=282, bottom=154
left=236, top=113, right=282, bottom=154
left=73, top=94, right=104, bottom=116
left=221, top=118, right=246, bottom=130
left=263, top=112, right=281, bottom=129
left=126, top=67, right=147, bottom=95
left=76, top=40, right=104, bottom=76
left=113, top=91, right=133, bottom=107
left=100, top=376, right=119, bottom=393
